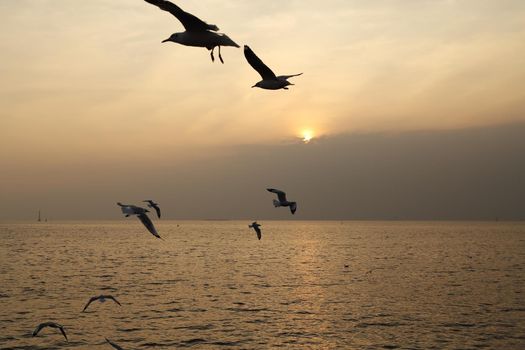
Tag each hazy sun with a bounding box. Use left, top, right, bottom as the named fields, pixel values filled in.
left=301, top=130, right=314, bottom=143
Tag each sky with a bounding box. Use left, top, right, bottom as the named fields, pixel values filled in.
left=1, top=0, right=524, bottom=220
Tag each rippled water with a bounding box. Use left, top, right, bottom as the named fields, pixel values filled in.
left=1, top=221, right=524, bottom=349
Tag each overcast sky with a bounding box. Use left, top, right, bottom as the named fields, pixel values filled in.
left=1, top=0, right=524, bottom=220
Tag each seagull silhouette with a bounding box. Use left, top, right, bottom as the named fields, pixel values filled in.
left=82, top=295, right=122, bottom=312
left=248, top=221, right=262, bottom=240
left=32, top=322, right=68, bottom=341
left=144, top=0, right=239, bottom=63
left=117, top=203, right=162, bottom=239
left=244, top=45, right=302, bottom=90
left=143, top=200, right=161, bottom=219
left=267, top=188, right=297, bottom=214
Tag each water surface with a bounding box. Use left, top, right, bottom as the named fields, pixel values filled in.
left=1, top=221, right=524, bottom=349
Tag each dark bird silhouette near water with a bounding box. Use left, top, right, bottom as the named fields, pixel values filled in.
left=244, top=45, right=302, bottom=90
left=32, top=322, right=68, bottom=341
left=82, top=295, right=122, bottom=312
left=117, top=202, right=162, bottom=239
left=267, top=188, right=297, bottom=214
left=144, top=0, right=239, bottom=63
left=105, top=338, right=125, bottom=350
left=143, top=200, right=161, bottom=219
left=248, top=221, right=262, bottom=240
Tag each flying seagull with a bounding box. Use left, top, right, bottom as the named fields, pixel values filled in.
left=82, top=295, right=122, bottom=312
left=248, top=221, right=262, bottom=240
left=143, top=200, right=161, bottom=219
left=32, top=322, right=68, bottom=341
left=144, top=0, right=239, bottom=63
left=244, top=45, right=302, bottom=90
left=117, top=203, right=162, bottom=239
left=267, top=188, right=297, bottom=214
left=106, top=338, right=125, bottom=350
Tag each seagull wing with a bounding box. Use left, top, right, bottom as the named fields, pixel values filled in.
left=57, top=325, right=68, bottom=342
left=254, top=226, right=262, bottom=240
left=277, top=73, right=303, bottom=80
left=82, top=296, right=99, bottom=312
left=32, top=322, right=47, bottom=336
left=144, top=0, right=219, bottom=32
left=290, top=202, right=297, bottom=215
left=267, top=188, right=287, bottom=202
left=138, top=213, right=161, bottom=239
left=107, top=295, right=122, bottom=306
left=153, top=204, right=161, bottom=219
left=106, top=338, right=125, bottom=350
left=244, top=46, right=277, bottom=80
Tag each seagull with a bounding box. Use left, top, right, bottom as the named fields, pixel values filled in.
left=244, top=45, right=302, bottom=90
left=117, top=203, right=162, bottom=239
left=143, top=200, right=161, bottom=219
left=267, top=188, right=297, bottom=214
left=32, top=322, right=68, bottom=341
left=82, top=295, right=122, bottom=312
left=248, top=221, right=262, bottom=240
left=106, top=338, right=125, bottom=350
left=144, top=0, right=239, bottom=63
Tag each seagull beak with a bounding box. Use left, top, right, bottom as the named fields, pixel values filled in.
left=251, top=85, right=256, bottom=88
left=161, top=38, right=170, bottom=43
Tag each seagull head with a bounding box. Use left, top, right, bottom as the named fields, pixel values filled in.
left=162, top=33, right=180, bottom=44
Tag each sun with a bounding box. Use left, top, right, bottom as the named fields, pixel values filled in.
left=301, top=130, right=314, bottom=143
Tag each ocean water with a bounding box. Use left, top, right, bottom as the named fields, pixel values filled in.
left=0, top=221, right=524, bottom=349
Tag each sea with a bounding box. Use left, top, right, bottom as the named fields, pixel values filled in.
left=0, top=221, right=524, bottom=349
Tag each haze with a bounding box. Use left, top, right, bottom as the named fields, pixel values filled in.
left=1, top=0, right=524, bottom=220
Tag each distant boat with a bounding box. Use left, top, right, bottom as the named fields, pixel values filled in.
left=38, top=209, right=41, bottom=222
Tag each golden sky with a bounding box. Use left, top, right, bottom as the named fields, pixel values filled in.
left=1, top=0, right=524, bottom=219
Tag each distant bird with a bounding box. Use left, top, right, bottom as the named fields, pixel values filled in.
left=144, top=0, right=239, bottom=63
left=32, top=322, right=68, bottom=341
left=248, top=221, right=262, bottom=240
left=244, top=45, right=302, bottom=90
left=82, top=295, right=122, bottom=312
left=106, top=338, right=125, bottom=350
left=117, top=203, right=162, bottom=239
left=267, top=188, right=297, bottom=214
left=143, top=200, right=161, bottom=219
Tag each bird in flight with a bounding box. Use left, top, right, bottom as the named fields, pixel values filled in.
left=143, top=200, right=161, bottom=219
left=144, top=0, right=239, bottom=63
left=105, top=338, right=125, bottom=350
left=117, top=203, right=162, bottom=239
left=32, top=322, right=68, bottom=341
left=248, top=221, right=262, bottom=240
left=244, top=45, right=302, bottom=90
left=82, top=295, right=122, bottom=312
left=267, top=188, right=297, bottom=214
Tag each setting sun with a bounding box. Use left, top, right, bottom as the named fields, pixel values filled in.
left=301, top=130, right=314, bottom=143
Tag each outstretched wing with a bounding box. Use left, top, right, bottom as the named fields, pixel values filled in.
left=58, top=326, right=68, bottom=341
left=267, top=188, right=287, bottom=202
left=137, top=213, right=161, bottom=239
left=277, top=73, right=303, bottom=80
left=153, top=205, right=161, bottom=219
left=144, top=0, right=219, bottom=32
left=82, top=296, right=98, bottom=312
left=32, top=323, right=46, bottom=336
left=106, top=338, right=125, bottom=350
left=244, top=45, right=277, bottom=80
left=107, top=295, right=122, bottom=306
left=254, top=226, right=262, bottom=240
